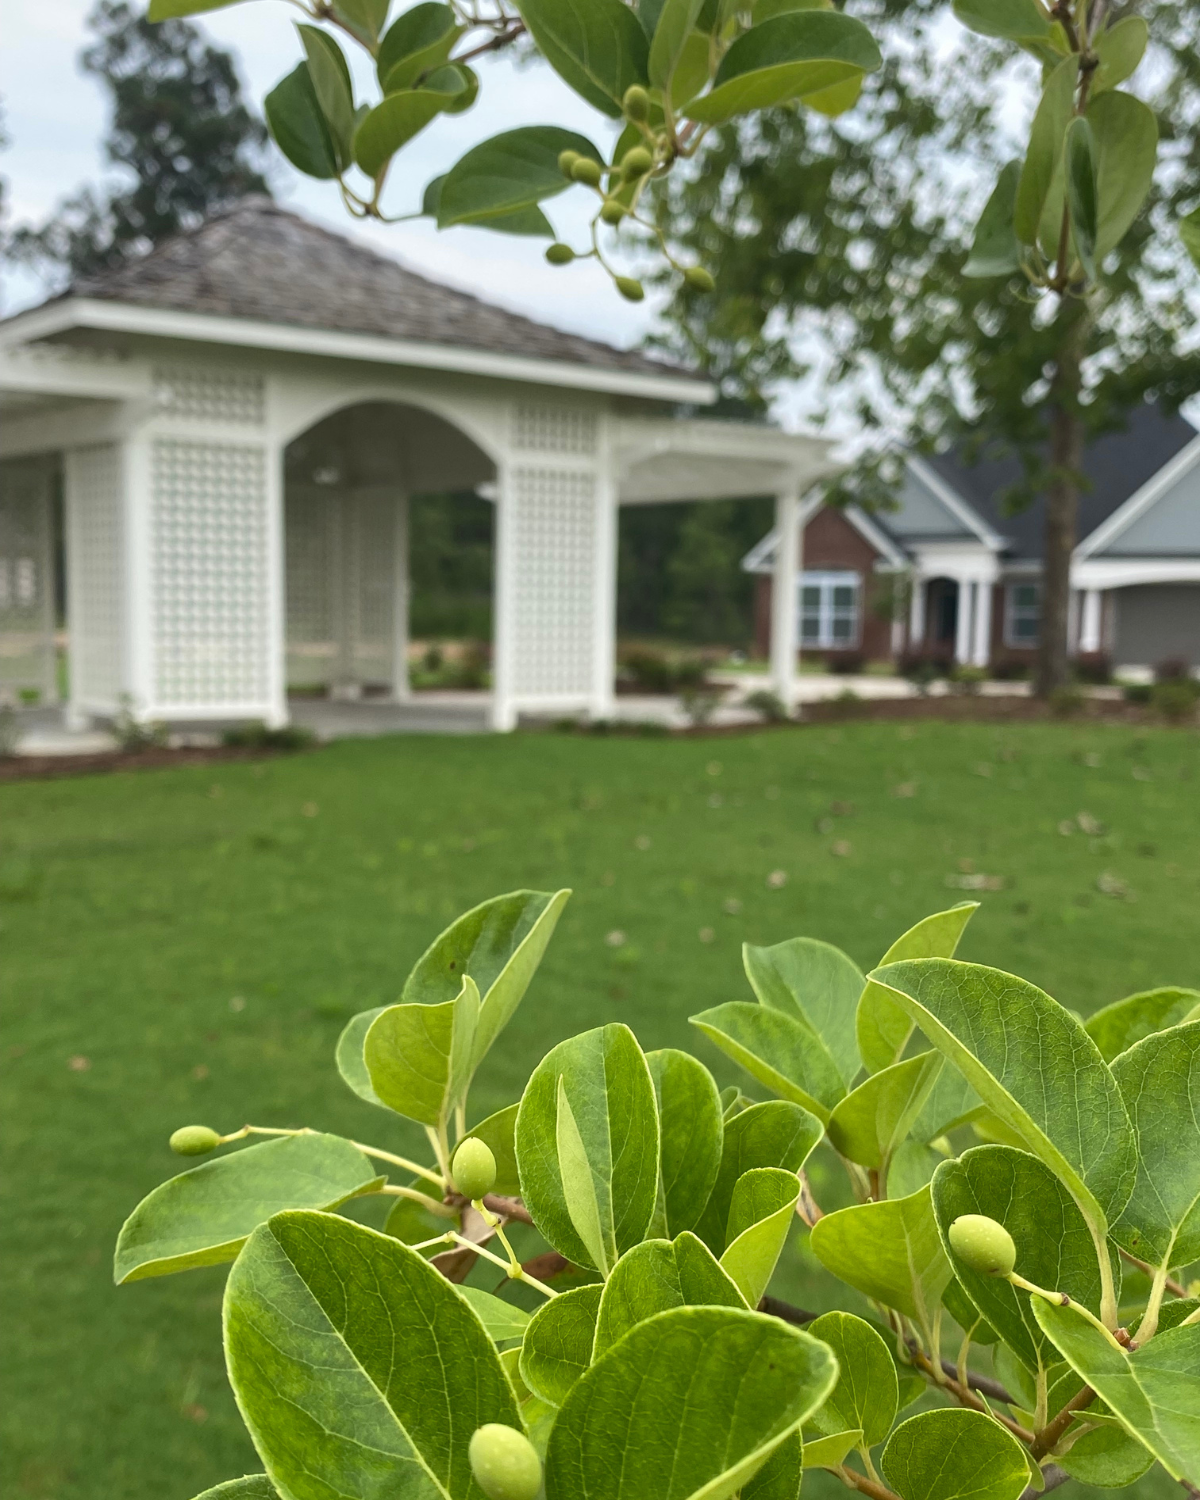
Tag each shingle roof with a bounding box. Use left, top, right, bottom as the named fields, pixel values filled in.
left=924, top=403, right=1197, bottom=559
left=60, top=196, right=700, bottom=384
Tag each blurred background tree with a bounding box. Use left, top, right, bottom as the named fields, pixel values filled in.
left=6, top=0, right=270, bottom=284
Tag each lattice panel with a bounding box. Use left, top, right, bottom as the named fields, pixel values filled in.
left=511, top=467, right=596, bottom=696
left=154, top=365, right=265, bottom=425
left=0, top=456, right=57, bottom=698
left=512, top=404, right=598, bottom=457
left=66, top=445, right=125, bottom=705
left=151, top=439, right=269, bottom=706
left=285, top=488, right=337, bottom=687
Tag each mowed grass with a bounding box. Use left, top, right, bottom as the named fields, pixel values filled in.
left=2, top=720, right=1198, bottom=1500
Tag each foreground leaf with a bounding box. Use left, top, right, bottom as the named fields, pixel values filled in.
left=1086, top=986, right=1200, bottom=1062
left=353, top=75, right=468, bottom=178
left=811, top=1185, right=952, bottom=1329
left=869, top=959, right=1137, bottom=1237
left=336, top=1005, right=388, bottom=1107
left=439, top=128, right=598, bottom=229
left=807, top=1311, right=897, bottom=1448
left=1111, top=1020, right=1200, bottom=1271
left=744, top=934, right=865, bottom=1086
left=964, top=162, right=1022, bottom=278
left=461, top=1103, right=521, bottom=1196
left=646, top=1048, right=723, bottom=1236
left=1032, top=1301, right=1200, bottom=1484
left=1091, top=15, right=1148, bottom=94
left=191, top=1480, right=277, bottom=1500
left=1014, top=55, right=1079, bottom=247
left=1065, top=117, right=1098, bottom=281
left=952, top=0, right=1051, bottom=43
left=114, top=1134, right=380, bottom=1283
left=376, top=3, right=459, bottom=92
left=457, top=1286, right=531, bottom=1342
left=827, top=1052, right=943, bottom=1172
left=594, top=1232, right=745, bottom=1358
left=690, top=1001, right=844, bottom=1121
left=364, top=976, right=479, bottom=1126
left=1087, top=91, right=1159, bottom=261
left=545, top=1306, right=838, bottom=1500
left=856, top=904, right=977, bottom=1074
left=225, top=1211, right=520, bottom=1499
left=520, top=1284, right=601, bottom=1406
left=720, top=1167, right=800, bottom=1306
left=264, top=64, right=339, bottom=181
left=1058, top=1424, right=1154, bottom=1489
left=802, top=1430, right=862, bottom=1468
left=882, top=1409, right=1030, bottom=1500
left=693, top=1100, right=822, bottom=1253
left=745, top=1431, right=802, bottom=1497
left=514, top=0, right=649, bottom=116
left=931, top=1145, right=1105, bottom=1373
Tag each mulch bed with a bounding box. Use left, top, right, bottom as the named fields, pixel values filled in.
left=0, top=743, right=316, bottom=784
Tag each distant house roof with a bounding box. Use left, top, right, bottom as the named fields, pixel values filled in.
left=26, top=196, right=702, bottom=388
left=924, top=403, right=1197, bottom=560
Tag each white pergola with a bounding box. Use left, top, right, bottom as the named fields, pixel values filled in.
left=0, top=222, right=838, bottom=731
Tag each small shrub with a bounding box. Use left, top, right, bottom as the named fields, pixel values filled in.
left=898, top=654, right=944, bottom=693
left=990, top=660, right=1030, bottom=681
left=1154, top=656, right=1192, bottom=683
left=744, top=688, right=789, bottom=723
left=679, top=685, right=722, bottom=725
left=113, top=694, right=168, bottom=752
left=1049, top=683, right=1086, bottom=717
left=827, top=652, right=867, bottom=676
left=1151, top=679, right=1199, bottom=724
left=1122, top=681, right=1153, bottom=705
left=620, top=647, right=676, bottom=694
left=222, top=721, right=317, bottom=751
left=1073, top=654, right=1112, bottom=685
left=950, top=664, right=987, bottom=695
left=0, top=701, right=18, bottom=758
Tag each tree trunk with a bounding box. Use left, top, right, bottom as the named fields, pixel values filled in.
left=1034, top=306, right=1087, bottom=698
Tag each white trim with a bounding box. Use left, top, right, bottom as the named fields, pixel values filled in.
left=771, top=489, right=803, bottom=707
left=740, top=494, right=839, bottom=574
left=1072, top=557, right=1200, bottom=589
left=0, top=297, right=714, bottom=405
left=844, top=504, right=909, bottom=568
left=1075, top=431, right=1200, bottom=559
left=799, top=570, right=862, bottom=651
left=906, top=455, right=1005, bottom=549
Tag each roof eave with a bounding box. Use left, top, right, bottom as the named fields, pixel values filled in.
left=0, top=295, right=715, bottom=405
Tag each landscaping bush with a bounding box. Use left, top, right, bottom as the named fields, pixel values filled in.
left=1151, top=679, right=1199, bottom=724
left=118, top=890, right=1200, bottom=1500
left=221, top=722, right=317, bottom=752
left=949, top=665, right=987, bottom=695
left=828, top=653, right=868, bottom=676
left=744, top=688, right=789, bottom=724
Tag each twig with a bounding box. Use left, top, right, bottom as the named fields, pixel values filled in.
left=938, top=1358, right=1015, bottom=1405
left=1118, top=1247, right=1189, bottom=1301
left=759, top=1295, right=819, bottom=1326
left=1021, top=1465, right=1071, bottom=1500
left=908, top=1345, right=1034, bottom=1443
left=834, top=1464, right=903, bottom=1500
left=453, top=20, right=525, bottom=65
left=1030, top=1386, right=1096, bottom=1461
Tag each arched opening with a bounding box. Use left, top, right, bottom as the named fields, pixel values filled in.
left=282, top=401, right=495, bottom=703
left=923, top=577, right=960, bottom=659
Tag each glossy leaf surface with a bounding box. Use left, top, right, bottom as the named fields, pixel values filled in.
left=457, top=1286, right=531, bottom=1342
left=513, top=0, right=650, bottom=117
left=519, top=1283, right=601, bottom=1407
left=1085, top=986, right=1200, bottom=1062
left=952, top=0, right=1051, bottom=42
left=856, top=904, right=977, bottom=1074
left=264, top=64, right=339, bottom=181
left=690, top=1001, right=844, bottom=1121
left=336, top=1005, right=388, bottom=1107
left=191, top=1480, right=277, bottom=1500
left=438, top=128, right=598, bottom=228
left=744, top=934, right=865, bottom=1086
left=353, top=75, right=469, bottom=177
left=646, top=1047, right=723, bottom=1236
left=964, top=162, right=1022, bottom=278
left=693, top=1100, right=822, bottom=1253
left=364, top=976, right=479, bottom=1126
left=882, top=1409, right=1030, bottom=1500
left=720, top=1167, right=800, bottom=1306
left=811, top=1185, right=952, bottom=1326
left=827, top=1052, right=942, bottom=1171
left=461, top=1103, right=521, bottom=1197
left=377, top=4, right=459, bottom=92
left=807, top=1311, right=898, bottom=1447
left=1091, top=15, right=1148, bottom=93
left=593, top=1232, right=745, bottom=1358
left=1014, top=55, right=1079, bottom=246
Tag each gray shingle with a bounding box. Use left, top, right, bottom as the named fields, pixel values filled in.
left=64, top=196, right=700, bottom=384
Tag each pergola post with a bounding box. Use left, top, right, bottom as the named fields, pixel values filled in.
left=971, top=579, right=993, bottom=667
left=953, top=578, right=973, bottom=664
left=770, top=488, right=802, bottom=710
left=392, top=491, right=411, bottom=702
left=490, top=464, right=518, bottom=732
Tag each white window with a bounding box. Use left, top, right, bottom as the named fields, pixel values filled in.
left=1005, top=582, right=1040, bottom=647
left=799, top=571, right=861, bottom=649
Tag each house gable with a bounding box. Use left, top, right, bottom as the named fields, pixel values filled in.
left=1079, top=435, right=1200, bottom=558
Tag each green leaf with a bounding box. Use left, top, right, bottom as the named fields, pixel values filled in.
left=1182, top=208, right=1200, bottom=273
left=363, top=974, right=479, bottom=1126
left=801, top=72, right=863, bottom=118
left=352, top=74, right=468, bottom=178
left=857, top=904, right=978, bottom=1073
left=670, top=30, right=713, bottom=109
left=802, top=1431, right=862, bottom=1469
left=1086, top=986, right=1200, bottom=1062
left=807, top=1311, right=898, bottom=1448
left=438, top=124, right=600, bottom=225
left=384, top=1179, right=453, bottom=1250
left=746, top=1432, right=803, bottom=1497
left=1059, top=1423, right=1155, bottom=1488
left=964, top=162, right=1023, bottom=278
left=461, top=1103, right=520, bottom=1196
left=225, top=1211, right=520, bottom=1499
left=190, top=1480, right=278, bottom=1500
left=1088, top=91, right=1158, bottom=260
left=649, top=0, right=706, bottom=90
left=545, top=1306, right=839, bottom=1500
left=931, top=1145, right=1106, bottom=1373
left=909, top=1067, right=980, bottom=1144
left=881, top=1409, right=1031, bottom=1500
left=1111, top=1020, right=1200, bottom=1270
left=942, top=1278, right=999, bottom=1344
left=685, top=10, right=881, bottom=124
left=594, top=1232, right=746, bottom=1358
left=952, top=0, right=1051, bottom=43
left=810, top=1185, right=952, bottom=1328
left=297, top=25, right=355, bottom=169
left=377, top=3, right=459, bottom=92
left=336, top=1006, right=388, bottom=1107
left=690, top=1002, right=844, bottom=1121
left=744, top=935, right=865, bottom=1087
left=147, top=0, right=247, bottom=16
left=827, top=1053, right=943, bottom=1172
left=646, top=1048, right=724, bottom=1236
left=868, top=959, right=1137, bottom=1236
left=720, top=1167, right=800, bottom=1306
left=516, top=1023, right=659, bottom=1273
left=114, top=1134, right=380, bottom=1283
left=1032, top=1301, right=1200, bottom=1484
left=1065, top=117, right=1098, bottom=281
left=1091, top=15, right=1148, bottom=94
left=1014, top=55, right=1079, bottom=246
left=888, top=1141, right=943, bottom=1199
left=693, top=1100, right=822, bottom=1254
left=332, top=0, right=391, bottom=47
left=264, top=64, right=340, bottom=181
left=556, top=1077, right=611, bottom=1273
left=404, top=889, right=570, bottom=1072
left=457, top=1286, right=531, bottom=1342
left=512, top=0, right=650, bottom=117
left=519, top=1283, right=601, bottom=1406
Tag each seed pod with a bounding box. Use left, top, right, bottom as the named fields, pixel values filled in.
left=948, top=1214, right=1017, bottom=1277
left=545, top=242, right=576, bottom=265
left=683, top=265, right=716, bottom=293
left=600, top=200, right=627, bottom=226
left=615, top=276, right=645, bottom=303
left=570, top=157, right=603, bottom=188
left=452, top=1136, right=497, bottom=1200
left=170, top=1125, right=221, bottom=1156
left=468, top=1424, right=542, bottom=1500
left=558, top=149, right=580, bottom=178
left=621, top=146, right=653, bottom=182
left=623, top=85, right=650, bottom=122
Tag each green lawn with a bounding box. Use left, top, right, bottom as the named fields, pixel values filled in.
left=2, top=720, right=1198, bottom=1500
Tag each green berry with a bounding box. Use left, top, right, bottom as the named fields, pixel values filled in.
left=545, top=242, right=576, bottom=265
left=558, top=149, right=580, bottom=178
left=570, top=157, right=603, bottom=188
left=683, top=265, right=716, bottom=293
left=622, top=85, right=650, bottom=122
left=615, top=276, right=645, bottom=303
left=600, top=199, right=627, bottom=226
left=948, top=1214, right=1017, bottom=1277
left=170, top=1125, right=221, bottom=1156
left=452, top=1136, right=497, bottom=1200
left=468, top=1424, right=542, bottom=1500
left=620, top=146, right=653, bottom=181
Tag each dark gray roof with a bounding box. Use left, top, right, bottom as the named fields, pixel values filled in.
left=924, top=403, right=1196, bottom=559
left=56, top=196, right=700, bottom=385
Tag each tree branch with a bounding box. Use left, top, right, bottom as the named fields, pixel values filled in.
left=938, top=1358, right=1016, bottom=1405
left=1118, top=1247, right=1190, bottom=1301
left=1021, top=1465, right=1071, bottom=1500
left=758, top=1295, right=819, bottom=1326
left=835, top=1465, right=904, bottom=1500
left=1030, top=1385, right=1096, bottom=1461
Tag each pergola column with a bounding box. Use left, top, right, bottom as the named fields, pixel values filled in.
left=1079, top=588, right=1103, bottom=654
left=770, top=488, right=803, bottom=708
left=954, top=578, right=973, bottom=664
left=393, top=491, right=411, bottom=701
left=971, top=579, right=993, bottom=666
left=908, top=572, right=926, bottom=649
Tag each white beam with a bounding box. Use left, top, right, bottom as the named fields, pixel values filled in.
left=393, top=492, right=411, bottom=703
left=771, top=490, right=802, bottom=707
left=972, top=580, right=992, bottom=666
